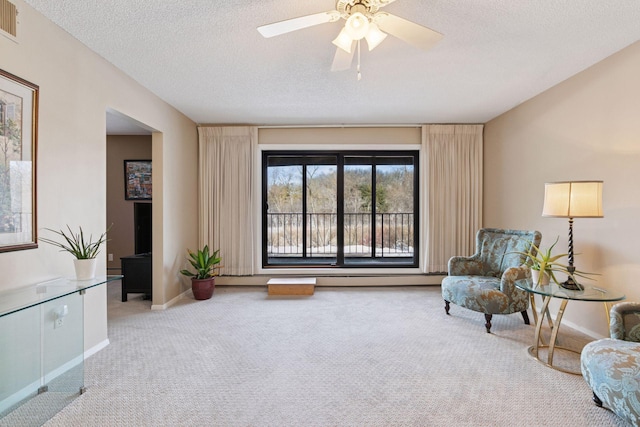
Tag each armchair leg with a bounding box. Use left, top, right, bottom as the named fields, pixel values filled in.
left=444, top=300, right=450, bottom=315
left=592, top=392, right=603, bottom=407
left=484, top=314, right=492, bottom=333
left=521, top=310, right=530, bottom=325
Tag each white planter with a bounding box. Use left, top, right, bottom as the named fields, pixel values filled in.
left=74, top=258, right=97, bottom=280
left=531, top=268, right=550, bottom=286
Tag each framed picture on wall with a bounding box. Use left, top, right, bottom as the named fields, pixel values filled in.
left=0, top=69, right=39, bottom=253
left=124, top=160, right=152, bottom=200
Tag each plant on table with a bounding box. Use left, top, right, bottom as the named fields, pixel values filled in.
left=39, top=225, right=111, bottom=259
left=39, top=225, right=111, bottom=280
left=513, top=236, right=597, bottom=286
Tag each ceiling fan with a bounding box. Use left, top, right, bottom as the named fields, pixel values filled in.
left=257, top=0, right=443, bottom=79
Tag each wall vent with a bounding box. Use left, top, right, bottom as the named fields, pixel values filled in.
left=0, top=0, right=17, bottom=38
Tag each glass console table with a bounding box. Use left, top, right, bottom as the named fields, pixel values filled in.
left=516, top=280, right=625, bottom=374
left=0, top=275, right=121, bottom=425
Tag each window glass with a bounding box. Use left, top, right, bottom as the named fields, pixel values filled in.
left=263, top=151, right=418, bottom=268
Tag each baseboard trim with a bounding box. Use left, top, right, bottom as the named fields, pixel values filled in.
left=85, top=339, right=110, bottom=359
left=0, top=378, right=40, bottom=414
left=151, top=289, right=191, bottom=310
left=0, top=341, right=109, bottom=415
left=217, top=275, right=445, bottom=286
left=557, top=319, right=606, bottom=340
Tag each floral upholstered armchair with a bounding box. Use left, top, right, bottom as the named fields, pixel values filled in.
left=581, top=302, right=640, bottom=426
left=441, top=228, right=542, bottom=333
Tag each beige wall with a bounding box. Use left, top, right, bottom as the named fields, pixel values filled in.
left=1, top=1, right=198, bottom=351
left=259, top=127, right=422, bottom=146
left=106, top=136, right=152, bottom=271
left=484, top=41, right=640, bottom=338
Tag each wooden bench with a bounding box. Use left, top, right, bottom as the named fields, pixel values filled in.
left=267, top=278, right=315, bottom=296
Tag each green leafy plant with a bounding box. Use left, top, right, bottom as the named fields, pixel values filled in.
left=179, top=245, right=222, bottom=279
left=513, top=236, right=597, bottom=285
left=39, top=225, right=111, bottom=259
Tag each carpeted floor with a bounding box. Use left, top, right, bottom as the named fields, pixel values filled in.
left=6, top=282, right=630, bottom=426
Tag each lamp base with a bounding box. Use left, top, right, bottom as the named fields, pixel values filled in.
left=560, top=264, right=583, bottom=291
left=560, top=277, right=583, bottom=291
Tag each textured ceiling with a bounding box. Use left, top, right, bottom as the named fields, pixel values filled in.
left=23, top=0, right=640, bottom=127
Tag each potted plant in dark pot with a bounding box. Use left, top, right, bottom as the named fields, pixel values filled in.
left=179, top=245, right=222, bottom=300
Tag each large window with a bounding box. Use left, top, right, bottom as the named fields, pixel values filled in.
left=262, top=151, right=418, bottom=268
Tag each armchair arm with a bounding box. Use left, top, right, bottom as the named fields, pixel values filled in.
left=499, top=265, right=531, bottom=295
left=448, top=255, right=484, bottom=276
left=610, top=302, right=640, bottom=342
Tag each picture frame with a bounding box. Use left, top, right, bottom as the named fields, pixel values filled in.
left=124, top=160, right=152, bottom=200
left=0, top=69, right=38, bottom=253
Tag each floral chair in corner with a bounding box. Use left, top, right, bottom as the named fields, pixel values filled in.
left=441, top=228, right=542, bottom=333
left=581, top=302, right=640, bottom=426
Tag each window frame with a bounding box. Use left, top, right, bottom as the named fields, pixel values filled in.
left=262, top=150, right=419, bottom=269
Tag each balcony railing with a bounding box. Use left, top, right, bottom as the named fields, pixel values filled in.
left=266, top=212, right=414, bottom=257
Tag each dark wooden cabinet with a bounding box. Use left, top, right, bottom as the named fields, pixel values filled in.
left=121, top=254, right=152, bottom=302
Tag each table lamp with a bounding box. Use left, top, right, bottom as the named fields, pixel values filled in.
left=542, top=181, right=603, bottom=290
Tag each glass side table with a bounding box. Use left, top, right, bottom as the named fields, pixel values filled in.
left=516, top=280, right=625, bottom=374
left=0, top=276, right=122, bottom=424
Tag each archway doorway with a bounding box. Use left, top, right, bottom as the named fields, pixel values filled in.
left=105, top=109, right=157, bottom=311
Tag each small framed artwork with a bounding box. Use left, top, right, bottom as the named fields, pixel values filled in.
left=124, top=160, right=152, bottom=200
left=0, top=69, right=39, bottom=253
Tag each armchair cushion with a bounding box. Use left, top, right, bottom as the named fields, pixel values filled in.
left=581, top=302, right=640, bottom=426
left=610, top=302, right=640, bottom=342
left=442, top=267, right=531, bottom=315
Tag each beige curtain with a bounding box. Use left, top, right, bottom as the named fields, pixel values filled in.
left=422, top=125, right=483, bottom=273
left=198, top=126, right=257, bottom=276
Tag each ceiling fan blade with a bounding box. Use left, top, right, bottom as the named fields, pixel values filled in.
left=375, top=12, right=443, bottom=51
left=258, top=11, right=339, bottom=38
left=331, top=44, right=356, bottom=71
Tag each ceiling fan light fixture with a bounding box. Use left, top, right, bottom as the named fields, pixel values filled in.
left=332, top=27, right=354, bottom=53
left=257, top=1, right=443, bottom=76
left=364, top=23, right=387, bottom=51
left=345, top=12, right=370, bottom=40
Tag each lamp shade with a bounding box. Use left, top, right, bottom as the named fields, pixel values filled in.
left=542, top=181, right=603, bottom=218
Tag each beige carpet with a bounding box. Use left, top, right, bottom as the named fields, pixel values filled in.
left=6, top=282, right=629, bottom=426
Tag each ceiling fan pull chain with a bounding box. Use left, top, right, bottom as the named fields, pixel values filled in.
left=357, top=39, right=362, bottom=81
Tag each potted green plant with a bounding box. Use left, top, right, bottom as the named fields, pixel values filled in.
left=39, top=225, right=111, bottom=280
left=179, top=245, right=222, bottom=300
left=514, top=236, right=596, bottom=286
